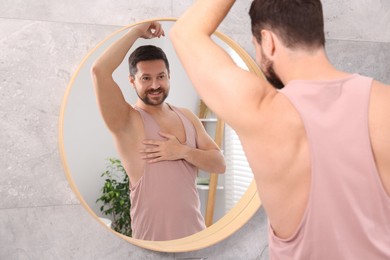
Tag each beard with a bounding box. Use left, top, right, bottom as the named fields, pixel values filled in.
left=136, top=87, right=168, bottom=106
left=260, top=49, right=285, bottom=90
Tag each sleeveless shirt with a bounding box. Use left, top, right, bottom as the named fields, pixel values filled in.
left=130, top=104, right=206, bottom=241
left=270, top=74, right=390, bottom=259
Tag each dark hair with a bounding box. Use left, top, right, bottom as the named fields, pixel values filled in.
left=128, top=45, right=170, bottom=76
left=249, top=0, right=325, bottom=50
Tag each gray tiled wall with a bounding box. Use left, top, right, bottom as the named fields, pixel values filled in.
left=1, top=0, right=388, bottom=259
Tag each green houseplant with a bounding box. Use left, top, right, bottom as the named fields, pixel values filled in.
left=96, top=158, right=132, bottom=237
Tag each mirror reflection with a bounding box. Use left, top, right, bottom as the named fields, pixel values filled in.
left=91, top=21, right=226, bottom=241
left=62, top=20, right=253, bottom=242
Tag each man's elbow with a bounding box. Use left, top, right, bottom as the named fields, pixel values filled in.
left=90, top=62, right=112, bottom=84
left=216, top=163, right=226, bottom=174
left=169, top=24, right=190, bottom=46
left=214, top=155, right=226, bottom=174
left=90, top=62, right=102, bottom=78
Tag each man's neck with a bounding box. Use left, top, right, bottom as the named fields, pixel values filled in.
left=135, top=100, right=170, bottom=115
left=279, top=48, right=348, bottom=85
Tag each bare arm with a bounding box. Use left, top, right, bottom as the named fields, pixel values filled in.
left=182, top=109, right=226, bottom=173
left=91, top=21, right=165, bottom=132
left=142, top=109, right=226, bottom=173
left=170, top=0, right=275, bottom=133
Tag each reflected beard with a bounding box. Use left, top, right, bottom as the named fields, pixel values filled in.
left=136, top=88, right=168, bottom=106
left=261, top=50, right=285, bottom=90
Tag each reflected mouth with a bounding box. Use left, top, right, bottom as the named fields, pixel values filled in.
left=147, top=89, right=163, bottom=96
left=140, top=87, right=168, bottom=105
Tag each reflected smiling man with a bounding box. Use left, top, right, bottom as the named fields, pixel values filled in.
left=170, top=0, right=390, bottom=259
left=91, top=21, right=225, bottom=241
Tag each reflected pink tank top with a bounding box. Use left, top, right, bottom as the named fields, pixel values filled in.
left=270, top=74, right=390, bottom=259
left=130, top=105, right=205, bottom=241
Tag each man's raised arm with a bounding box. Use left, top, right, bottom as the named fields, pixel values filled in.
left=170, top=0, right=274, bottom=132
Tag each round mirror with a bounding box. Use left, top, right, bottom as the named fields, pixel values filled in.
left=59, top=18, right=261, bottom=252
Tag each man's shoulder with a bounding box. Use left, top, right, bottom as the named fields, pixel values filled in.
left=168, top=104, right=193, bottom=117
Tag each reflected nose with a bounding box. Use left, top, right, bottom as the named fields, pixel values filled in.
left=150, top=79, right=160, bottom=89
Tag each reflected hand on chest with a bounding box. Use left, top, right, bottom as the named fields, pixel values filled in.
left=151, top=110, right=187, bottom=144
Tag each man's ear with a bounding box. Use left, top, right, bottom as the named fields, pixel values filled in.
left=261, top=29, right=276, bottom=58
left=129, top=75, right=135, bottom=87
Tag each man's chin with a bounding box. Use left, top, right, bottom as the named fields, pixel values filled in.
left=144, top=98, right=165, bottom=106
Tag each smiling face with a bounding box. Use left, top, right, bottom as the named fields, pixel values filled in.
left=130, top=59, right=170, bottom=106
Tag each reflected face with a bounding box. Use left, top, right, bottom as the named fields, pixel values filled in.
left=131, top=60, right=170, bottom=105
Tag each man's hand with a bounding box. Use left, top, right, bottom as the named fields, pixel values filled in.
left=141, top=132, right=188, bottom=163
left=134, top=21, right=165, bottom=39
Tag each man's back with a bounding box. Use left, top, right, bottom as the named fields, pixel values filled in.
left=170, top=0, right=390, bottom=257
left=241, top=74, right=390, bottom=258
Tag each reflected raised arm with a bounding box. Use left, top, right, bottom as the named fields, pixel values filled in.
left=91, top=22, right=165, bottom=133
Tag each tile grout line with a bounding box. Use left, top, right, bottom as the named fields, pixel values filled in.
left=0, top=16, right=126, bottom=29
left=0, top=202, right=82, bottom=211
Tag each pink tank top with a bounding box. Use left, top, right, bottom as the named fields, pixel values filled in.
left=270, top=74, right=390, bottom=259
left=130, top=105, right=205, bottom=241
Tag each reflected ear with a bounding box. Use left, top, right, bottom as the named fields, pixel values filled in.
left=129, top=75, right=136, bottom=87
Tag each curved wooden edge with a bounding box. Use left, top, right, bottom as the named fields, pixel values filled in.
left=58, top=17, right=262, bottom=253
left=115, top=181, right=261, bottom=252
left=205, top=118, right=224, bottom=227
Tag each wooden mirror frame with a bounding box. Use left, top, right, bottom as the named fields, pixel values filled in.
left=59, top=17, right=262, bottom=252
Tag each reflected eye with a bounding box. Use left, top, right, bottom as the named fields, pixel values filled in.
left=158, top=74, right=167, bottom=80
left=141, top=76, right=151, bottom=82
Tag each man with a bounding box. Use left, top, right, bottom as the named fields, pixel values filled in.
left=91, top=21, right=225, bottom=241
left=170, top=0, right=390, bottom=259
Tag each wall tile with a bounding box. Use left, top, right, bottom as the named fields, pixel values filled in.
left=0, top=19, right=119, bottom=208
left=171, top=0, right=191, bottom=18
left=323, top=0, right=390, bottom=42
left=0, top=205, right=174, bottom=260
left=172, top=0, right=252, bottom=35
left=0, top=0, right=172, bottom=26
left=326, top=39, right=390, bottom=83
